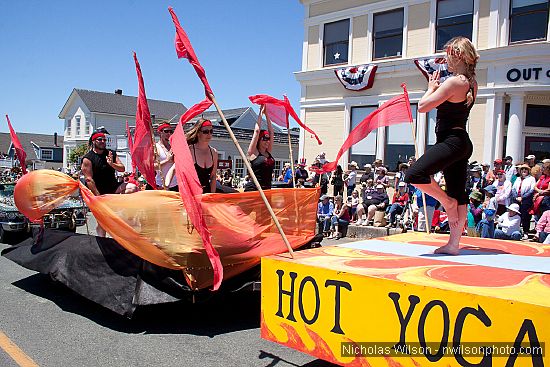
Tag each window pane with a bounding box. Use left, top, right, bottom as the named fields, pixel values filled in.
left=510, top=11, right=549, bottom=42
left=324, top=19, right=350, bottom=44
left=512, top=0, right=548, bottom=12
left=386, top=105, right=417, bottom=171
left=324, top=42, right=349, bottom=65
left=427, top=110, right=437, bottom=148
left=525, top=104, right=550, bottom=127
left=374, top=35, right=403, bottom=58
left=350, top=106, right=377, bottom=166
left=437, top=0, right=473, bottom=19
left=436, top=23, right=474, bottom=50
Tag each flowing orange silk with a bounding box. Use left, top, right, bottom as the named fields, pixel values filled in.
left=14, top=170, right=319, bottom=290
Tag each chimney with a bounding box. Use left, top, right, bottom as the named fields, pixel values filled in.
left=114, top=89, right=123, bottom=95
left=54, top=132, right=58, bottom=147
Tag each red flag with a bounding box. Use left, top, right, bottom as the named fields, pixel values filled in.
left=179, top=97, right=213, bottom=125
left=131, top=52, right=157, bottom=189
left=170, top=121, right=222, bottom=290
left=5, top=115, right=27, bottom=174
left=248, top=94, right=322, bottom=144
left=169, top=7, right=213, bottom=98
left=314, top=84, right=413, bottom=173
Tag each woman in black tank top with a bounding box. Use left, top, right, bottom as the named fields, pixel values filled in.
left=186, top=118, right=218, bottom=193
left=404, top=36, right=479, bottom=255
left=244, top=105, right=275, bottom=191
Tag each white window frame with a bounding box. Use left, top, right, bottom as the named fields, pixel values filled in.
left=75, top=116, right=81, bottom=136
left=41, top=149, right=53, bottom=161
left=320, top=17, right=353, bottom=67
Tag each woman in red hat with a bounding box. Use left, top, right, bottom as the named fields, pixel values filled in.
left=244, top=105, right=275, bottom=191
left=185, top=118, right=218, bottom=193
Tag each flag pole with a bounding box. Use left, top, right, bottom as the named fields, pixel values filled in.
left=402, top=84, right=430, bottom=234
left=209, top=93, right=295, bottom=258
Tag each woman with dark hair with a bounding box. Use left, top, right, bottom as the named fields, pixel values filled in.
left=331, top=165, right=344, bottom=197
left=244, top=105, right=275, bottom=192
left=185, top=118, right=218, bottom=193
left=405, top=36, right=479, bottom=255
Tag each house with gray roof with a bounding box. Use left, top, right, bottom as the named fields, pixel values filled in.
left=0, top=132, right=64, bottom=170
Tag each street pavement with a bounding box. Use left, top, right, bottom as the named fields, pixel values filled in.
left=0, top=214, right=339, bottom=367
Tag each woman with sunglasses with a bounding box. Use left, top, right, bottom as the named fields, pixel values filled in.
left=154, top=123, right=178, bottom=191
left=244, top=105, right=275, bottom=191
left=185, top=118, right=218, bottom=193
left=405, top=36, right=479, bottom=255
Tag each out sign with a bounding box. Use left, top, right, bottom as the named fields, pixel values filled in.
left=506, top=67, right=550, bottom=82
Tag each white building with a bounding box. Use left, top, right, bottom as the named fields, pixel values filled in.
left=297, top=0, right=550, bottom=170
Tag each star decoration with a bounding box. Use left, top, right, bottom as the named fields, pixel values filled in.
left=334, top=52, right=340, bottom=60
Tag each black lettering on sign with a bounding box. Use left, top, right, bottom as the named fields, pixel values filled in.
left=507, top=69, right=521, bottom=82
left=505, top=319, right=543, bottom=367
left=547, top=69, right=550, bottom=78
left=275, top=270, right=297, bottom=322
left=298, top=276, right=320, bottom=325
left=389, top=292, right=421, bottom=354
left=325, top=280, right=352, bottom=335
left=523, top=68, right=532, bottom=81
left=418, top=300, right=450, bottom=362
left=532, top=67, right=542, bottom=80
left=453, top=306, right=492, bottom=367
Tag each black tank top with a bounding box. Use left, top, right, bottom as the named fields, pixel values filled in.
left=245, top=151, right=275, bottom=191
left=83, top=149, right=118, bottom=194
left=193, top=144, right=214, bottom=193
left=436, top=86, right=475, bottom=133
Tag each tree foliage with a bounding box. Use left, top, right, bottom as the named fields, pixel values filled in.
left=68, top=144, right=89, bottom=164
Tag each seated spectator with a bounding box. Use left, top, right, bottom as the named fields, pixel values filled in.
left=350, top=190, right=360, bottom=222
left=467, top=190, right=484, bottom=237
left=356, top=184, right=389, bottom=226
left=494, top=169, right=512, bottom=215
left=387, top=182, right=409, bottom=228
left=466, top=166, right=485, bottom=195
left=329, top=195, right=350, bottom=239
left=296, top=178, right=305, bottom=188
left=512, top=163, right=536, bottom=237
left=526, top=154, right=542, bottom=180
left=317, top=194, right=334, bottom=236
left=534, top=210, right=550, bottom=243
left=281, top=163, right=293, bottom=184
left=478, top=186, right=497, bottom=238
left=394, top=163, right=409, bottom=188
left=374, top=166, right=389, bottom=188
left=222, top=168, right=233, bottom=187
left=432, top=205, right=449, bottom=233
left=494, top=203, right=522, bottom=241
left=360, top=164, right=374, bottom=184
left=413, top=188, right=437, bottom=232
left=295, top=162, right=308, bottom=184
left=533, top=161, right=550, bottom=220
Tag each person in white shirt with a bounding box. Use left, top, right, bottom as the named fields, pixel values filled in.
left=503, top=155, right=516, bottom=183
left=493, top=203, right=522, bottom=241
left=511, top=164, right=536, bottom=235
left=345, top=161, right=358, bottom=198
left=493, top=169, right=511, bottom=215
left=154, top=123, right=178, bottom=191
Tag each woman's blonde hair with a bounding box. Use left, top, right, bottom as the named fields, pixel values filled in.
left=186, top=118, right=210, bottom=144
left=444, top=36, right=479, bottom=106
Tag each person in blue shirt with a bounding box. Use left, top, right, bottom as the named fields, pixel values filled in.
left=317, top=194, right=334, bottom=236
left=414, top=188, right=438, bottom=232
left=282, top=163, right=293, bottom=185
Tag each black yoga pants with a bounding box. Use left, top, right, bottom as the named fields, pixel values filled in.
left=405, top=129, right=473, bottom=205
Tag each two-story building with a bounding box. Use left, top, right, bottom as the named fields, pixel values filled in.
left=297, top=0, right=550, bottom=170
left=59, top=89, right=298, bottom=178
left=0, top=132, right=64, bottom=170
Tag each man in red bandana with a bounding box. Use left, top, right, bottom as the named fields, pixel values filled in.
left=81, top=129, right=138, bottom=236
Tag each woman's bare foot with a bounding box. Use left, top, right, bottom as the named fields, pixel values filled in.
left=445, top=198, right=459, bottom=229
left=434, top=244, right=460, bottom=255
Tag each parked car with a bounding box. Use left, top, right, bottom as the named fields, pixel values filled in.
left=0, top=182, right=87, bottom=243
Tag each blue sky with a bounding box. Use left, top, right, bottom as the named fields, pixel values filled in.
left=0, top=1, right=304, bottom=134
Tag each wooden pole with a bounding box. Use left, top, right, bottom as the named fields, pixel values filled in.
left=209, top=94, right=295, bottom=258
left=287, top=129, right=296, bottom=188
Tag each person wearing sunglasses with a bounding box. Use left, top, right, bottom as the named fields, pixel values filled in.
left=185, top=118, right=218, bottom=193
left=244, top=105, right=275, bottom=192
left=153, top=123, right=178, bottom=191
left=405, top=36, right=479, bottom=255
left=81, top=130, right=138, bottom=236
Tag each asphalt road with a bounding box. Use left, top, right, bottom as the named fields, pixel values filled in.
left=0, top=214, right=337, bottom=367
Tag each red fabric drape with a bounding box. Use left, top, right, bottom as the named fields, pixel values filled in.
left=179, top=98, right=213, bottom=125
left=131, top=53, right=157, bottom=189
left=171, top=121, right=222, bottom=290
left=6, top=115, right=27, bottom=174
left=248, top=94, right=322, bottom=144
left=313, top=84, right=412, bottom=173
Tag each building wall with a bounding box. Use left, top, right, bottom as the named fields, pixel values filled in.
left=352, top=15, right=369, bottom=64
left=468, top=99, right=487, bottom=163
left=477, top=0, right=491, bottom=50
left=307, top=26, right=320, bottom=70
left=407, top=2, right=431, bottom=58
left=309, top=0, right=385, bottom=17
left=303, top=107, right=346, bottom=165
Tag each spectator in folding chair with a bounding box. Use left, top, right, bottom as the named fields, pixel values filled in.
left=387, top=182, right=409, bottom=228
left=317, top=194, right=334, bottom=237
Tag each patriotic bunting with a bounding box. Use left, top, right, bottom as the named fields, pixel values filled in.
left=414, top=57, right=452, bottom=82
left=334, top=64, right=377, bottom=91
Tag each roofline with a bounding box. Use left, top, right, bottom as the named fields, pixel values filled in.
left=58, top=88, right=78, bottom=119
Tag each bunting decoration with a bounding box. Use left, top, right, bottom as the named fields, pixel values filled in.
left=312, top=84, right=413, bottom=174
left=414, top=57, right=452, bottom=82
left=248, top=94, right=322, bottom=145
left=131, top=53, right=157, bottom=189
left=334, top=64, right=377, bottom=91
left=5, top=115, right=27, bottom=174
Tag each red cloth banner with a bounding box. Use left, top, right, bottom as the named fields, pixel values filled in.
left=5, top=115, right=27, bottom=174
left=313, top=84, right=413, bottom=173
left=131, top=53, right=157, bottom=189
left=248, top=94, right=322, bottom=144
left=169, top=7, right=213, bottom=98
left=170, top=120, right=222, bottom=290
left=179, top=97, right=213, bottom=125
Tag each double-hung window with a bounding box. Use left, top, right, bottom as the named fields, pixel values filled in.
left=323, top=19, right=350, bottom=66
left=510, top=0, right=549, bottom=43
left=373, top=9, right=404, bottom=59
left=436, top=0, right=474, bottom=51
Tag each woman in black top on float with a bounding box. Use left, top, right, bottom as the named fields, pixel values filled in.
left=186, top=118, right=218, bottom=193
left=405, top=36, right=479, bottom=255
left=245, top=105, right=275, bottom=191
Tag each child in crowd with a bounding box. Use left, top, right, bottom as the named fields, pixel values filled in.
left=478, top=186, right=497, bottom=238
left=466, top=191, right=483, bottom=237
left=350, top=190, right=359, bottom=222
left=494, top=203, right=522, bottom=241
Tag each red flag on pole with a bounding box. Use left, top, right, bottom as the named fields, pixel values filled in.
left=179, top=98, right=213, bottom=125
left=313, top=84, right=413, bottom=173
left=169, top=7, right=213, bottom=98
left=170, top=121, right=222, bottom=290
left=248, top=94, right=322, bottom=144
left=131, top=52, right=157, bottom=189
left=5, top=115, right=27, bottom=174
